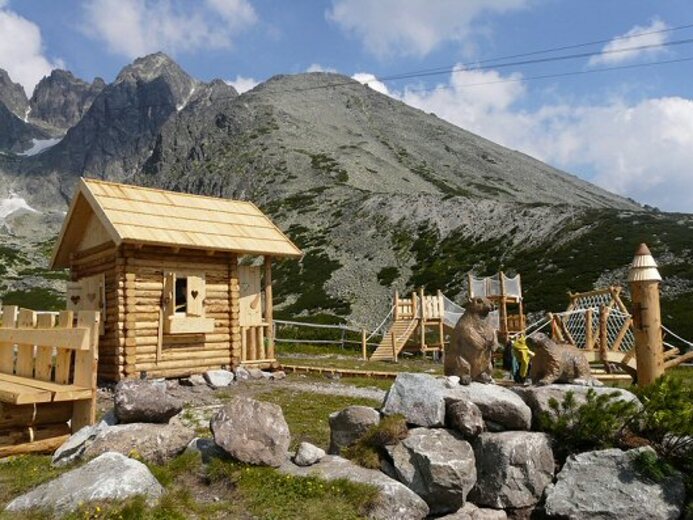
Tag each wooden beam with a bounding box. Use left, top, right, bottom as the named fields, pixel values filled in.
left=0, top=327, right=91, bottom=351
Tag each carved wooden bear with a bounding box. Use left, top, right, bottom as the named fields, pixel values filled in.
left=526, top=333, right=595, bottom=385
left=445, top=296, right=498, bottom=385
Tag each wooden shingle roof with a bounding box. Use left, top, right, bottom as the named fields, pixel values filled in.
left=51, top=178, right=302, bottom=268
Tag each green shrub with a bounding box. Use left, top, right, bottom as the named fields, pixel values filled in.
left=343, top=414, right=408, bottom=469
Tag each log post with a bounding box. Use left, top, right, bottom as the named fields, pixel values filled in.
left=391, top=330, right=398, bottom=363
left=628, top=243, right=664, bottom=386
left=584, top=308, right=593, bottom=350
left=498, top=272, right=508, bottom=344
left=393, top=289, right=399, bottom=321
left=420, top=287, right=426, bottom=352
left=599, top=305, right=611, bottom=373
left=264, top=257, right=274, bottom=360
left=361, top=329, right=367, bottom=360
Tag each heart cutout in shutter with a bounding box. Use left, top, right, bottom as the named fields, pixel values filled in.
left=87, top=293, right=97, bottom=303
left=191, top=290, right=199, bottom=300
left=70, top=295, right=81, bottom=305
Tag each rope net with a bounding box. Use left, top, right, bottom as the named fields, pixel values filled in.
left=469, top=273, right=522, bottom=299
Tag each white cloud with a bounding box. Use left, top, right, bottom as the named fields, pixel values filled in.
left=82, top=0, right=257, bottom=58
left=226, top=75, right=258, bottom=94
left=374, top=66, right=693, bottom=212
left=589, top=19, right=669, bottom=67
left=327, top=0, right=529, bottom=58
left=0, top=4, right=63, bottom=95
left=351, top=72, right=391, bottom=95
left=307, top=63, right=337, bottom=73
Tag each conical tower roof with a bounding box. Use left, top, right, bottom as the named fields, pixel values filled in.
left=628, top=243, right=662, bottom=282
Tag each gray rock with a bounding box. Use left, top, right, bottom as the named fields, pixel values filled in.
left=114, top=379, right=183, bottom=424
left=386, top=428, right=476, bottom=514
left=439, top=502, right=508, bottom=520
left=211, top=397, right=290, bottom=467
left=181, top=374, right=207, bottom=386
left=204, top=369, right=235, bottom=388
left=247, top=368, right=265, bottom=379
left=5, top=452, right=163, bottom=514
left=185, top=437, right=230, bottom=463
left=512, top=384, right=640, bottom=428
left=280, top=455, right=429, bottom=519
left=446, top=399, right=485, bottom=439
left=82, top=420, right=195, bottom=464
left=52, top=411, right=119, bottom=466
left=544, top=447, right=685, bottom=520
left=271, top=370, right=287, bottom=380
left=234, top=367, right=250, bottom=381
left=382, top=373, right=446, bottom=427
left=445, top=383, right=532, bottom=431
left=328, top=405, right=380, bottom=454
left=294, top=442, right=326, bottom=466
left=470, top=432, right=554, bottom=509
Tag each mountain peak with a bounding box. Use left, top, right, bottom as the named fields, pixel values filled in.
left=0, top=68, right=29, bottom=118
left=115, top=52, right=190, bottom=84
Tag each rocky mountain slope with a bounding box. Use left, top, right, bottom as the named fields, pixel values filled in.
left=0, top=53, right=691, bottom=341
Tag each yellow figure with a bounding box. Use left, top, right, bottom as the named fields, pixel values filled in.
left=512, top=334, right=535, bottom=379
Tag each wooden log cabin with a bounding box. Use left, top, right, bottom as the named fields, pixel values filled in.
left=50, top=178, right=302, bottom=381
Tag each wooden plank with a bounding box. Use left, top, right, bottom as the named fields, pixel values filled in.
left=15, top=310, right=37, bottom=378
left=0, top=380, right=52, bottom=405
left=0, top=306, right=18, bottom=374
left=0, top=375, right=91, bottom=402
left=72, top=311, right=99, bottom=432
left=611, top=318, right=633, bottom=352
left=0, top=433, right=69, bottom=458
left=664, top=350, right=693, bottom=370
left=34, top=314, right=56, bottom=382
left=54, top=311, right=74, bottom=385
left=0, top=327, right=91, bottom=352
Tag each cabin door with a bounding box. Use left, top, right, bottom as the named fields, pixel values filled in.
left=238, top=266, right=262, bottom=327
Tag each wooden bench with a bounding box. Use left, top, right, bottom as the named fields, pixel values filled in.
left=0, top=306, right=99, bottom=457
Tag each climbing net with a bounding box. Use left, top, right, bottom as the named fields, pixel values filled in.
left=555, top=289, right=635, bottom=352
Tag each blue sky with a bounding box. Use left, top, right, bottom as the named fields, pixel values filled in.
left=1, top=0, right=693, bottom=212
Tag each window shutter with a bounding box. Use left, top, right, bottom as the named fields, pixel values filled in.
left=186, top=275, right=205, bottom=317
left=67, top=282, right=83, bottom=311
left=163, top=272, right=175, bottom=318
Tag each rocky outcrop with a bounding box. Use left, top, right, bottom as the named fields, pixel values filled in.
left=5, top=452, right=163, bottom=514
left=513, top=384, right=640, bottom=428
left=382, top=373, right=446, bottom=427
left=294, top=442, right=326, bottom=466
left=329, top=405, right=380, bottom=454
left=114, top=379, right=183, bottom=423
left=51, top=410, right=118, bottom=466
left=439, top=502, right=508, bottom=520
left=544, top=447, right=685, bottom=520
left=470, top=432, right=554, bottom=509
left=386, top=428, right=476, bottom=514
left=29, top=70, right=105, bottom=130
left=82, top=420, right=195, bottom=464
left=445, top=383, right=532, bottom=431
left=280, top=455, right=429, bottom=520
left=0, top=68, right=28, bottom=118
left=211, top=396, right=290, bottom=467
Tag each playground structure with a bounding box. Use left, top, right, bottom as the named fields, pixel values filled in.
left=369, top=289, right=454, bottom=361
left=469, top=272, right=525, bottom=344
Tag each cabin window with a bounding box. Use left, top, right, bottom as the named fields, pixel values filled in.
left=163, top=271, right=214, bottom=334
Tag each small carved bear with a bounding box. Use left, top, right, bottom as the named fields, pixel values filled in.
left=445, top=296, right=498, bottom=385
left=526, top=332, right=595, bottom=385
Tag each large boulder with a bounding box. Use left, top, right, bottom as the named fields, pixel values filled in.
left=82, top=420, right=195, bottom=464
left=211, top=397, right=290, bottom=467
left=382, top=373, right=446, bottom=427
left=445, top=383, right=531, bottom=431
left=446, top=399, right=485, bottom=439
left=513, top=384, right=640, bottom=428
left=544, top=447, right=685, bottom=520
left=470, top=432, right=554, bottom=509
left=5, top=452, right=163, bottom=514
left=386, top=428, right=477, bottom=514
left=280, top=455, right=429, bottom=519
left=114, top=379, right=183, bottom=424
left=329, top=405, right=380, bottom=454
left=439, top=502, right=508, bottom=519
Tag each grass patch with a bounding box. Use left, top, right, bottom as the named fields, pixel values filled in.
left=285, top=371, right=394, bottom=391
left=343, top=415, right=408, bottom=469
left=257, top=388, right=380, bottom=450
left=376, top=266, right=400, bottom=287
left=0, top=455, right=69, bottom=509
left=279, top=353, right=443, bottom=375
left=207, top=458, right=379, bottom=520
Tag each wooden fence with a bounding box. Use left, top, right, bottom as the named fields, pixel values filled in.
left=0, top=306, right=99, bottom=457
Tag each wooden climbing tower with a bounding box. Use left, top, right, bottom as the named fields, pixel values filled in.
left=369, top=289, right=448, bottom=362
left=468, top=272, right=525, bottom=344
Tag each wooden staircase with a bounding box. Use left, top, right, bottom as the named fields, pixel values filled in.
left=370, top=318, right=418, bottom=361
